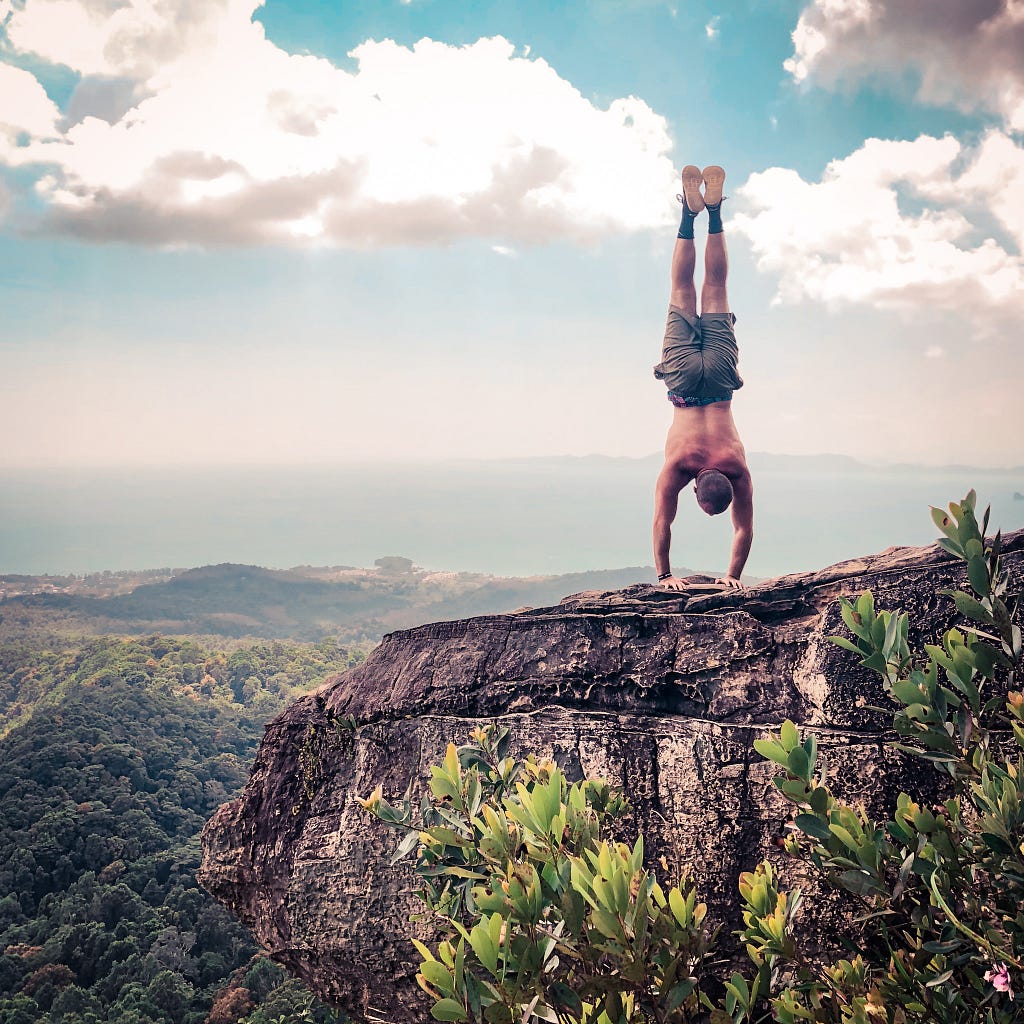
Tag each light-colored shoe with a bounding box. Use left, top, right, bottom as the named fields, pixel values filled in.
left=702, top=165, right=726, bottom=206
left=680, top=165, right=705, bottom=214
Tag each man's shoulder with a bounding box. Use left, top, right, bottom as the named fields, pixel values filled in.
left=715, top=451, right=752, bottom=484
left=656, top=457, right=697, bottom=499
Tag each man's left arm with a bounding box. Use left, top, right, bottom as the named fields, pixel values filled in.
left=720, top=472, right=754, bottom=589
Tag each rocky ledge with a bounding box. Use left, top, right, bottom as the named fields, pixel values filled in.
left=199, top=531, right=1024, bottom=1021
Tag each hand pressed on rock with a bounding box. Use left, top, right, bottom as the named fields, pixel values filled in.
left=716, top=576, right=746, bottom=590
left=659, top=575, right=691, bottom=591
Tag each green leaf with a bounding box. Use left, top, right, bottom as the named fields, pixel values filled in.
left=591, top=908, right=622, bottom=939
left=412, top=939, right=437, bottom=962
left=981, top=832, right=1013, bottom=855
left=420, top=961, right=455, bottom=995
left=468, top=924, right=497, bottom=976
left=779, top=778, right=810, bottom=801
left=937, top=537, right=965, bottom=559
left=787, top=746, right=810, bottom=779
left=391, top=830, right=421, bottom=865
left=794, top=813, right=832, bottom=842
left=809, top=787, right=830, bottom=815
left=892, top=678, right=924, bottom=705
left=922, top=939, right=963, bottom=954
left=424, top=826, right=472, bottom=848
left=828, top=824, right=860, bottom=850
left=829, top=635, right=863, bottom=655
left=780, top=720, right=799, bottom=751
left=837, top=869, right=882, bottom=895
left=861, top=651, right=889, bottom=675
left=664, top=979, right=695, bottom=1014
left=753, top=738, right=789, bottom=766
left=931, top=506, right=954, bottom=535
left=482, top=1003, right=513, bottom=1024
left=967, top=555, right=990, bottom=596
left=942, top=589, right=993, bottom=624
left=669, top=886, right=690, bottom=928
left=431, top=998, right=469, bottom=1022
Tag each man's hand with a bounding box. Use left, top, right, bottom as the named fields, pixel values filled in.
left=715, top=575, right=746, bottom=591
left=659, top=575, right=691, bottom=591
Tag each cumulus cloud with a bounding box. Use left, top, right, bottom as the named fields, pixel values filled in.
left=731, top=132, right=1024, bottom=313
left=0, top=0, right=676, bottom=247
left=785, top=0, right=1024, bottom=130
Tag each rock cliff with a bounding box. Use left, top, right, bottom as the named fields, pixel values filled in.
left=199, top=531, right=1024, bottom=1021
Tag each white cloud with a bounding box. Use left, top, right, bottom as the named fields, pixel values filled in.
left=785, top=0, right=1024, bottom=131
left=491, top=244, right=517, bottom=257
left=705, top=16, right=719, bottom=39
left=0, top=0, right=677, bottom=247
left=925, top=345, right=944, bottom=358
left=732, top=132, right=1024, bottom=314
left=0, top=62, right=61, bottom=137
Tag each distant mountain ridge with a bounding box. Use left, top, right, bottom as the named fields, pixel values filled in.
left=0, top=562, right=689, bottom=643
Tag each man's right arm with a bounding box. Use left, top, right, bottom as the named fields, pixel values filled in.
left=653, top=465, right=687, bottom=588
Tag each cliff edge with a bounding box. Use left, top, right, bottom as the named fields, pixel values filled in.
left=198, top=531, right=1024, bottom=1021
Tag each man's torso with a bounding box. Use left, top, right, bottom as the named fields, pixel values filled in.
left=663, top=403, right=749, bottom=484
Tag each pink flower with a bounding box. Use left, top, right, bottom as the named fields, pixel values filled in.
left=984, top=963, right=1015, bottom=999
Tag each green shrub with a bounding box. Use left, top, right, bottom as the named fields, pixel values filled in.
left=742, top=491, right=1022, bottom=1023
left=360, top=727, right=719, bottom=1022
left=364, top=492, right=1021, bottom=1023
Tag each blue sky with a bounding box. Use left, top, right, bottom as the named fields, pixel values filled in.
left=1, top=0, right=1022, bottom=467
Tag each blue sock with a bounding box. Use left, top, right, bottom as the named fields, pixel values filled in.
left=706, top=201, right=724, bottom=234
left=677, top=204, right=697, bottom=240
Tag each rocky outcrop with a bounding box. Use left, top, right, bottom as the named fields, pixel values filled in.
left=199, top=532, right=1024, bottom=1021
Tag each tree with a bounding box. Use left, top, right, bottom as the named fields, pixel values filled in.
left=373, top=556, right=414, bottom=574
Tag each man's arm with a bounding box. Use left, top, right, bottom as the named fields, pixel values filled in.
left=653, top=465, right=689, bottom=589
left=720, top=472, right=754, bottom=588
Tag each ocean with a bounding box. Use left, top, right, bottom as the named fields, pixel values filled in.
left=1, top=455, right=1022, bottom=578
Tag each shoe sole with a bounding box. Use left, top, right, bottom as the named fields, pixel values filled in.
left=702, top=165, right=725, bottom=206
left=680, top=165, right=705, bottom=214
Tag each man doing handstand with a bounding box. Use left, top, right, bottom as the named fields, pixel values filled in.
left=652, top=164, right=753, bottom=592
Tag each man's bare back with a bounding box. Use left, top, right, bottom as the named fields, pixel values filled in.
left=651, top=165, right=754, bottom=591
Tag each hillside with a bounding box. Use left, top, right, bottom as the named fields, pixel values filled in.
left=0, top=563, right=669, bottom=643
left=0, top=635, right=358, bottom=1024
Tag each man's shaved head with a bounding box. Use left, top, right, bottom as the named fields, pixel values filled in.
left=694, top=469, right=733, bottom=516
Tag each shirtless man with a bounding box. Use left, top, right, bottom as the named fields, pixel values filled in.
left=652, top=164, right=753, bottom=592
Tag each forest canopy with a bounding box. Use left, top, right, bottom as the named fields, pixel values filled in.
left=0, top=635, right=360, bottom=1024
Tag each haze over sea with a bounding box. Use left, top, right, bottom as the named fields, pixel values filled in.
left=2, top=455, right=1022, bottom=580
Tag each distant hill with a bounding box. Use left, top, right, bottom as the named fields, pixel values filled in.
left=0, top=563, right=680, bottom=643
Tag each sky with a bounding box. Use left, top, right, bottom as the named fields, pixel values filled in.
left=1, top=0, right=1022, bottom=468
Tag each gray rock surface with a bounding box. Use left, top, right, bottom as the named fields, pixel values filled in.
left=199, top=531, right=1023, bottom=1021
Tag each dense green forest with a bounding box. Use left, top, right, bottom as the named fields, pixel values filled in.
left=0, top=559, right=670, bottom=1024
left=0, top=635, right=361, bottom=1024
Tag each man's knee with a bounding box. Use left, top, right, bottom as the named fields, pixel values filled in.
left=700, top=285, right=728, bottom=314
left=670, top=287, right=697, bottom=315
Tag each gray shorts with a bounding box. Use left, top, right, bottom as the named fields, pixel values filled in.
left=653, top=306, right=744, bottom=402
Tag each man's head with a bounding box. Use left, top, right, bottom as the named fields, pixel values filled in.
left=694, top=469, right=733, bottom=516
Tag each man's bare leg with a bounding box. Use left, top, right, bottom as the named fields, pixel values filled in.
left=670, top=237, right=697, bottom=316
left=671, top=164, right=703, bottom=315
left=700, top=232, right=728, bottom=314
left=700, top=164, right=728, bottom=314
